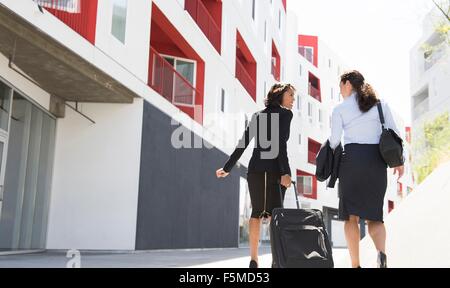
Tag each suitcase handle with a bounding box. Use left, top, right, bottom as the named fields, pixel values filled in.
left=278, top=180, right=300, bottom=210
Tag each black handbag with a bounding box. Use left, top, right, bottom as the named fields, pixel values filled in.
left=376, top=102, right=405, bottom=168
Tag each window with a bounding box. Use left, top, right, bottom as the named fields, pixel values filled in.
left=331, top=87, right=334, bottom=100
left=278, top=10, right=281, bottom=29
left=252, top=0, right=256, bottom=20
left=299, top=134, right=302, bottom=145
left=299, top=64, right=302, bottom=76
left=35, top=0, right=80, bottom=13
left=298, top=176, right=313, bottom=196
left=264, top=21, right=267, bottom=43
left=319, top=109, right=323, bottom=123
left=297, top=95, right=301, bottom=110
left=0, top=82, right=12, bottom=132
left=220, top=88, right=226, bottom=112
left=111, top=0, right=128, bottom=43
left=329, top=59, right=332, bottom=68
left=329, top=116, right=332, bottom=129
left=299, top=46, right=314, bottom=64
left=163, top=56, right=195, bottom=86
left=308, top=102, right=312, bottom=117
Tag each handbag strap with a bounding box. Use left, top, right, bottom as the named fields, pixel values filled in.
left=376, top=101, right=386, bottom=130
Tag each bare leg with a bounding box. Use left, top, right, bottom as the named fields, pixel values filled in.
left=249, top=218, right=262, bottom=263
left=367, top=221, right=386, bottom=253
left=345, top=215, right=361, bottom=268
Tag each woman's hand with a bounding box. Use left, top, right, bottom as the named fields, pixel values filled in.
left=393, top=165, right=404, bottom=180
left=216, top=168, right=229, bottom=178
left=280, top=174, right=292, bottom=188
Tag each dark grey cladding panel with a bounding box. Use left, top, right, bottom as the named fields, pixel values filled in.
left=136, top=101, right=246, bottom=250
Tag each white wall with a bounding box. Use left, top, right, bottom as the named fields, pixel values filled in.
left=46, top=99, right=143, bottom=250
left=95, top=0, right=152, bottom=83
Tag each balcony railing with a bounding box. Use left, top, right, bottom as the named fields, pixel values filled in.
left=308, top=83, right=321, bottom=101
left=33, top=0, right=97, bottom=44
left=149, top=47, right=198, bottom=107
left=271, top=62, right=280, bottom=81
left=236, top=59, right=256, bottom=100
left=308, top=151, right=317, bottom=165
left=185, top=0, right=221, bottom=53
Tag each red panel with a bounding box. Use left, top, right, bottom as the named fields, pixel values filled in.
left=271, top=40, right=281, bottom=81
left=149, top=3, right=205, bottom=124
left=282, top=0, right=287, bottom=11
left=308, top=72, right=322, bottom=102
left=185, top=0, right=222, bottom=54
left=40, top=0, right=98, bottom=44
left=388, top=201, right=394, bottom=213
left=298, top=35, right=318, bottom=67
left=236, top=30, right=257, bottom=101
left=307, top=138, right=321, bottom=165
left=297, top=170, right=317, bottom=200
left=405, top=127, right=411, bottom=143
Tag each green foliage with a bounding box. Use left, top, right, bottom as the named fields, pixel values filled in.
left=413, top=112, right=450, bottom=183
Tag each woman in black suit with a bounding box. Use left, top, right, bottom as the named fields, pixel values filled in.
left=216, top=83, right=296, bottom=268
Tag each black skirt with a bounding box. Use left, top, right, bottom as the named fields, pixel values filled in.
left=247, top=172, right=287, bottom=219
left=338, top=144, right=387, bottom=222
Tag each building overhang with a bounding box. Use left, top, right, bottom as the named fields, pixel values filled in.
left=0, top=4, right=136, bottom=114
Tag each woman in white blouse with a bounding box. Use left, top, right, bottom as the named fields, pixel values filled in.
left=329, top=70, right=404, bottom=268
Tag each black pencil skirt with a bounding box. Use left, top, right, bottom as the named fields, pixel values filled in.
left=338, top=143, right=388, bottom=223
left=247, top=172, right=287, bottom=219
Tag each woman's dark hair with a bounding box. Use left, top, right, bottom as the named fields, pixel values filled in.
left=340, top=70, right=378, bottom=112
left=264, top=83, right=296, bottom=108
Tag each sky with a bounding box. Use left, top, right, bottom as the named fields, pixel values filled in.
left=288, top=0, right=437, bottom=125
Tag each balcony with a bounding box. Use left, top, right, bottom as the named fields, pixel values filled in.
left=236, top=59, right=256, bottom=101
left=33, top=0, right=98, bottom=44
left=185, top=0, right=221, bottom=54
left=308, top=83, right=321, bottom=101
left=413, top=98, right=429, bottom=121
left=149, top=47, right=198, bottom=107
left=308, top=151, right=317, bottom=165
left=271, top=61, right=280, bottom=81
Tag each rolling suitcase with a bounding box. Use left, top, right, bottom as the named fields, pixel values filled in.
left=270, top=181, right=334, bottom=268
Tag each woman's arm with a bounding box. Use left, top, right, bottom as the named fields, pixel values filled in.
left=329, top=107, right=343, bottom=150
left=222, top=113, right=257, bottom=173
left=277, top=110, right=293, bottom=176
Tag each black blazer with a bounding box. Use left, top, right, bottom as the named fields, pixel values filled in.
left=315, top=139, right=343, bottom=188
left=223, top=105, right=293, bottom=176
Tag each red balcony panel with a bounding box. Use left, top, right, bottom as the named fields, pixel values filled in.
left=236, top=59, right=256, bottom=101
left=185, top=0, right=222, bottom=54
left=298, top=35, right=318, bottom=67
left=149, top=47, right=199, bottom=107
left=388, top=200, right=394, bottom=213
left=236, top=30, right=257, bottom=101
left=308, top=138, right=321, bottom=165
left=271, top=40, right=281, bottom=81
left=308, top=72, right=322, bottom=102
left=282, top=0, right=287, bottom=11
left=150, top=3, right=205, bottom=124
left=35, top=0, right=98, bottom=44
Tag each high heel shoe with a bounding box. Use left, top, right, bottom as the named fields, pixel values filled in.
left=377, top=251, right=387, bottom=268
left=249, top=260, right=258, bottom=268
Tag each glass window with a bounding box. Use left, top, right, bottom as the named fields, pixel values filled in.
left=298, top=176, right=313, bottom=195
left=111, top=0, right=128, bottom=43
left=0, top=81, right=11, bottom=132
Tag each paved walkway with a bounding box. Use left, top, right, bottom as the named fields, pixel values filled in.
left=0, top=247, right=351, bottom=268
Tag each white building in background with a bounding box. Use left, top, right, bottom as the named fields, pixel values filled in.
left=0, top=0, right=413, bottom=254
left=410, top=7, right=450, bottom=148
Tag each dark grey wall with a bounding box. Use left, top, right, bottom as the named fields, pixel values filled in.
left=136, top=101, right=246, bottom=250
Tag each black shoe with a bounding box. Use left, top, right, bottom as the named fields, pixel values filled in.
left=377, top=251, right=387, bottom=268
left=249, top=260, right=258, bottom=268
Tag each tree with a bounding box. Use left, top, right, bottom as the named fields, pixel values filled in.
left=413, top=112, right=450, bottom=184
